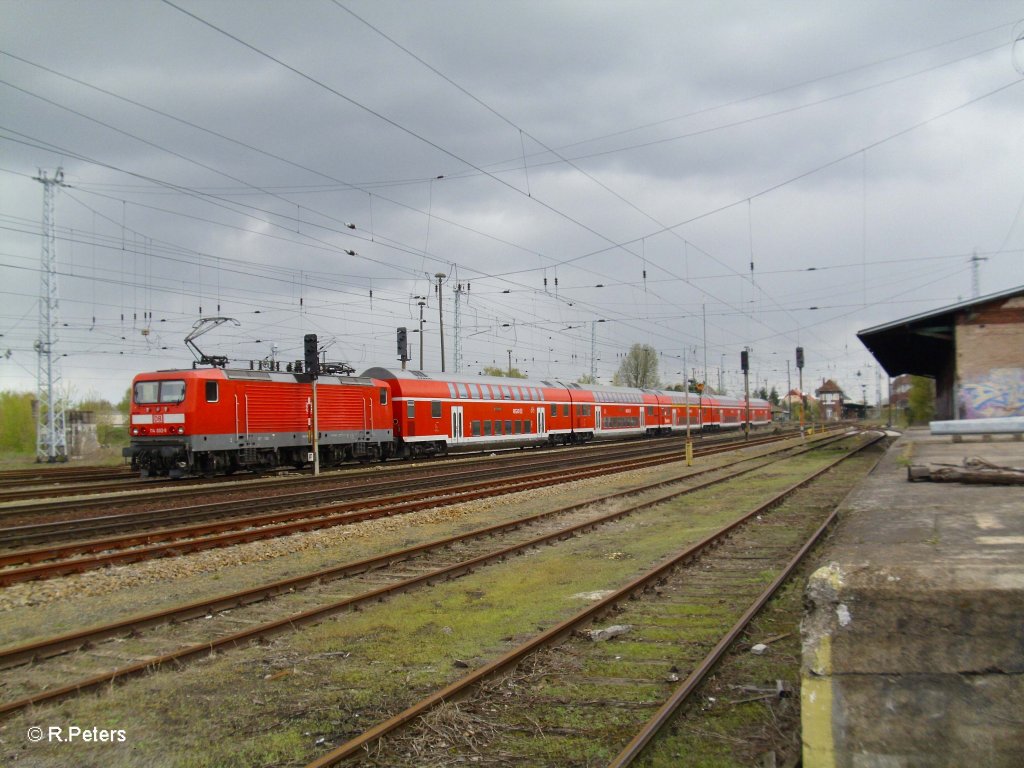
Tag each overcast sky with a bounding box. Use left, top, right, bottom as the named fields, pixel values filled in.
left=2, top=0, right=1023, bottom=406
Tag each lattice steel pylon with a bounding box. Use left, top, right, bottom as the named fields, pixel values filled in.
left=34, top=168, right=68, bottom=463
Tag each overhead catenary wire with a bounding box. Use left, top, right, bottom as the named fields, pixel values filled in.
left=2, top=6, right=1020, bottom=395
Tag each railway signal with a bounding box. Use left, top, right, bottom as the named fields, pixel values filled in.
left=397, top=327, right=409, bottom=369
left=796, top=346, right=806, bottom=436
left=304, top=334, right=320, bottom=377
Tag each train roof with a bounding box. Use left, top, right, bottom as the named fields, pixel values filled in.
left=360, top=368, right=768, bottom=407
left=134, top=367, right=379, bottom=387
left=361, top=367, right=570, bottom=391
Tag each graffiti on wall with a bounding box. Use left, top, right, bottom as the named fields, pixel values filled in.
left=959, top=368, right=1024, bottom=419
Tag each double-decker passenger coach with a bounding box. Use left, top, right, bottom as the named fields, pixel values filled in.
left=361, top=368, right=575, bottom=456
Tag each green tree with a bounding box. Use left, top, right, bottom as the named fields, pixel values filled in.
left=481, top=366, right=525, bottom=378
left=74, top=395, right=128, bottom=447
left=576, top=374, right=597, bottom=385
left=76, top=397, right=115, bottom=415
left=0, top=391, right=35, bottom=453
left=907, top=375, right=936, bottom=425
left=117, top=387, right=132, bottom=414
left=791, top=398, right=820, bottom=423
left=612, top=344, right=660, bottom=388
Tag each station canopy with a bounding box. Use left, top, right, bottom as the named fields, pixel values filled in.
left=856, top=286, right=1024, bottom=378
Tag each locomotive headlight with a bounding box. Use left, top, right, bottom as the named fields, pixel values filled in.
left=177, top=427, right=185, bottom=435
left=132, top=428, right=139, bottom=436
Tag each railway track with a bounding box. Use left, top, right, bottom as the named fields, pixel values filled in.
left=0, top=427, right=794, bottom=508
left=0, top=429, right=860, bottom=724
left=0, top=431, right=814, bottom=585
left=0, top=465, right=132, bottom=484
left=0, top=431, right=757, bottom=527
left=304, top=430, right=887, bottom=767
left=0, top=465, right=136, bottom=498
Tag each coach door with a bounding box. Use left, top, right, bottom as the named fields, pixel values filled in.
left=536, top=406, right=547, bottom=437
left=594, top=405, right=602, bottom=434
left=451, top=406, right=464, bottom=445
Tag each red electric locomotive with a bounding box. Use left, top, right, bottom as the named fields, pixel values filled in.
left=124, top=367, right=393, bottom=477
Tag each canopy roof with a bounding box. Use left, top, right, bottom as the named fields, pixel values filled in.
left=856, top=286, right=1024, bottom=377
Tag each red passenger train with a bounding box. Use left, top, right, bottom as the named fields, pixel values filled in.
left=125, top=365, right=772, bottom=477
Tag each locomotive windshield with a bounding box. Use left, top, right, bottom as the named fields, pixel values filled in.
left=134, top=380, right=186, bottom=405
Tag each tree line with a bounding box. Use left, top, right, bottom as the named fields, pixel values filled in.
left=0, top=390, right=130, bottom=454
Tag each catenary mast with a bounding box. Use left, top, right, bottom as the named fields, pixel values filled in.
left=34, top=168, right=68, bottom=463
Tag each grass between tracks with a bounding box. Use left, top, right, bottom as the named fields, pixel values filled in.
left=0, top=441, right=864, bottom=767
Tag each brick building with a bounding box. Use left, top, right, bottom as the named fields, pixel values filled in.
left=889, top=374, right=913, bottom=411
left=815, top=379, right=845, bottom=422
left=857, top=286, right=1024, bottom=420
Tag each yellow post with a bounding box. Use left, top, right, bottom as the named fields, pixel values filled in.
left=685, top=440, right=693, bottom=467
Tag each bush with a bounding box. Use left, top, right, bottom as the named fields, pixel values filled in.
left=0, top=392, right=35, bottom=453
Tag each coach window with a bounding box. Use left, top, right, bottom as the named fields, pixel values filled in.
left=431, top=400, right=442, bottom=418
left=460, top=383, right=471, bottom=398
left=562, top=404, right=569, bottom=417
left=380, top=387, right=388, bottom=406
left=505, top=420, right=512, bottom=434
left=550, top=403, right=557, bottom=417
left=494, top=421, right=503, bottom=435
left=514, top=420, right=522, bottom=434
left=407, top=400, right=415, bottom=419
left=448, top=383, right=458, bottom=398
left=525, top=419, right=532, bottom=432
left=205, top=381, right=219, bottom=403
left=472, top=420, right=481, bottom=436
left=484, top=421, right=492, bottom=436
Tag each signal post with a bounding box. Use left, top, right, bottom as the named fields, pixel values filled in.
left=741, top=348, right=750, bottom=441
left=796, top=346, right=805, bottom=439
left=304, top=334, right=321, bottom=476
